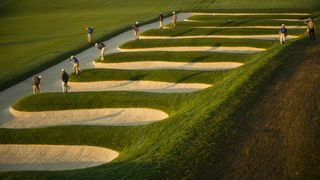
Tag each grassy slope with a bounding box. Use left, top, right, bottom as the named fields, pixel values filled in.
left=170, top=20, right=305, bottom=27
left=1, top=0, right=319, bottom=91
left=101, top=51, right=253, bottom=63
left=141, top=27, right=304, bottom=36
left=187, top=15, right=309, bottom=21
left=191, top=38, right=320, bottom=179
left=120, top=38, right=276, bottom=49
left=68, top=69, right=230, bottom=84
left=1, top=39, right=310, bottom=179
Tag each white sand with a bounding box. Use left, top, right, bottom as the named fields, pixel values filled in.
left=118, top=46, right=265, bottom=54
left=190, top=13, right=310, bottom=16
left=94, top=61, right=243, bottom=70
left=68, top=81, right=211, bottom=93
left=184, top=19, right=305, bottom=22
left=3, top=107, right=169, bottom=128
left=140, top=34, right=298, bottom=40
left=0, top=144, right=119, bottom=171
left=188, top=26, right=306, bottom=29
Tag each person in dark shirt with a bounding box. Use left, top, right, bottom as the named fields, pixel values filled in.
left=159, top=12, right=164, bottom=29
left=172, top=11, right=177, bottom=28
left=279, top=24, right=288, bottom=45
left=61, top=69, right=69, bottom=93
left=305, top=18, right=316, bottom=40
left=69, top=55, right=80, bottom=75
left=32, top=74, right=41, bottom=94
left=132, top=22, right=140, bottom=40
left=86, top=26, right=94, bottom=43
left=95, top=42, right=106, bottom=61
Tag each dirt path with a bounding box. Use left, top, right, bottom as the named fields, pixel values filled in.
left=220, top=40, right=320, bottom=178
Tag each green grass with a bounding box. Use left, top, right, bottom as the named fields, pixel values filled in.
left=142, top=27, right=304, bottom=36
left=120, top=38, right=276, bottom=49
left=69, top=69, right=230, bottom=84
left=101, top=51, right=253, bottom=63
left=1, top=0, right=319, bottom=91
left=0, top=39, right=306, bottom=179
left=187, top=15, right=310, bottom=21
left=167, top=20, right=306, bottom=28
left=12, top=91, right=188, bottom=115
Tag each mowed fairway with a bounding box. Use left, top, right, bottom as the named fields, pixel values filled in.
left=1, top=0, right=320, bottom=179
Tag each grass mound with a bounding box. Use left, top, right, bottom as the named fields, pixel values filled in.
left=120, top=38, right=276, bottom=49
left=100, top=51, right=252, bottom=63
left=141, top=27, right=304, bottom=36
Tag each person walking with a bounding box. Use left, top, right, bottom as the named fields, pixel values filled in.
left=86, top=26, right=94, bottom=43
left=306, top=18, right=316, bottom=40
left=95, top=42, right=106, bottom=61
left=159, top=12, right=164, bottom=29
left=172, top=11, right=177, bottom=28
left=61, top=69, right=69, bottom=93
left=132, top=22, right=140, bottom=40
left=32, top=74, right=41, bottom=94
left=69, top=55, right=80, bottom=75
left=279, top=24, right=288, bottom=45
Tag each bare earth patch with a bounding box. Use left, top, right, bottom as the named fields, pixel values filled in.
left=0, top=144, right=119, bottom=171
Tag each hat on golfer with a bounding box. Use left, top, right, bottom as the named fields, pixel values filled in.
left=71, top=55, right=74, bottom=59
left=173, top=11, right=175, bottom=14
left=95, top=43, right=98, bottom=46
left=61, top=69, right=65, bottom=72
left=136, top=21, right=139, bottom=24
left=38, top=75, right=42, bottom=79
left=282, top=24, right=285, bottom=27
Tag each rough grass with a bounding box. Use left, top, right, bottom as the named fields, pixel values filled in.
left=101, top=51, right=253, bottom=63
left=142, top=27, right=304, bottom=36
left=68, top=69, right=230, bottom=84
left=120, top=38, right=276, bottom=49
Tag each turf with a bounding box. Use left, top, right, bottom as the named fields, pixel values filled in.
left=69, top=69, right=230, bottom=84
left=120, top=38, right=276, bottom=49
left=167, top=20, right=306, bottom=28
left=12, top=91, right=187, bottom=115
left=101, top=51, right=253, bottom=63
left=142, top=27, right=304, bottom=36
left=0, top=39, right=299, bottom=179
left=187, top=15, right=310, bottom=21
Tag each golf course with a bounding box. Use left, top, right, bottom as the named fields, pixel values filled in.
left=0, top=0, right=320, bottom=179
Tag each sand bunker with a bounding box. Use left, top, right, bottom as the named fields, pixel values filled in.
left=118, top=46, right=265, bottom=54
left=0, top=144, right=119, bottom=171
left=94, top=61, right=243, bottom=70
left=3, top=107, right=169, bottom=128
left=68, top=81, right=211, bottom=93
left=140, top=34, right=298, bottom=40
left=188, top=26, right=305, bottom=29
left=190, top=13, right=310, bottom=16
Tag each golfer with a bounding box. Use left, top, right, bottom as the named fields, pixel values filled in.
left=61, top=69, right=69, bottom=93
left=95, top=42, right=106, bottom=61
left=172, top=11, right=177, bottom=28
left=159, top=12, right=164, bottom=29
left=69, top=55, right=80, bottom=75
left=132, top=22, right=140, bottom=40
left=306, top=18, right=316, bottom=40
left=32, top=74, right=41, bottom=94
left=279, top=24, right=287, bottom=45
left=86, top=26, right=94, bottom=43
